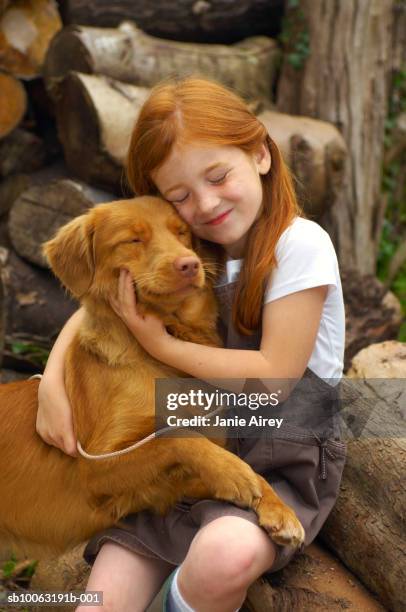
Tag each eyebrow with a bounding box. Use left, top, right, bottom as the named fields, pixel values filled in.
left=163, top=162, right=226, bottom=197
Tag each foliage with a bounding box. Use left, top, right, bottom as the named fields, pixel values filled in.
left=279, top=1, right=310, bottom=71
left=10, top=341, right=49, bottom=367
left=378, top=68, right=406, bottom=341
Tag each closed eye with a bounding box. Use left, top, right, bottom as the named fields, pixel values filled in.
left=209, top=172, right=228, bottom=185
left=171, top=194, right=189, bottom=204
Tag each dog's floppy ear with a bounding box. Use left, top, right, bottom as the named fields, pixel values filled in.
left=43, top=211, right=96, bottom=299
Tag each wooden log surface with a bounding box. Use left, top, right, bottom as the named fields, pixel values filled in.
left=276, top=1, right=396, bottom=275
left=0, top=73, right=27, bottom=139
left=0, top=128, right=46, bottom=178
left=316, top=375, right=406, bottom=612
left=59, top=0, right=284, bottom=44
left=0, top=0, right=62, bottom=78
left=43, top=22, right=280, bottom=103
left=341, top=268, right=403, bottom=371
left=23, top=533, right=386, bottom=612
left=259, top=110, right=346, bottom=218
left=321, top=440, right=405, bottom=612
left=8, top=165, right=114, bottom=267
left=0, top=163, right=71, bottom=220
left=0, top=247, right=77, bottom=353
left=53, top=72, right=149, bottom=191
left=51, top=71, right=347, bottom=212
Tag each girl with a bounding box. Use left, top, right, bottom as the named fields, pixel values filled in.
left=36, top=76, right=347, bottom=612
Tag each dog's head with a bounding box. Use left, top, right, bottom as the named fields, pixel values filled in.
left=43, top=196, right=211, bottom=310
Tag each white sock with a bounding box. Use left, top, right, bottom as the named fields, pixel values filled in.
left=167, top=565, right=240, bottom=612
left=167, top=566, right=194, bottom=612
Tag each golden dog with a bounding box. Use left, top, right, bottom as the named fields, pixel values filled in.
left=0, top=196, right=304, bottom=558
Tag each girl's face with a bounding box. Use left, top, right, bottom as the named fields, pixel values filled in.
left=151, top=142, right=271, bottom=258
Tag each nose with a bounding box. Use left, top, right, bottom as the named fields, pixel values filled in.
left=195, top=191, right=220, bottom=221
left=173, top=256, right=200, bottom=278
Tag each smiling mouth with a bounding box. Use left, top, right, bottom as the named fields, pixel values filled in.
left=205, top=209, right=232, bottom=225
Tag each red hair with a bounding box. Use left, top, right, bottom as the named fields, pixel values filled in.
left=126, top=76, right=303, bottom=335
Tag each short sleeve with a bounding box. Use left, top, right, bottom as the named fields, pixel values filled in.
left=264, top=219, right=338, bottom=304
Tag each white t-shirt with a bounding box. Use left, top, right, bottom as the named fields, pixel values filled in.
left=220, top=217, right=345, bottom=382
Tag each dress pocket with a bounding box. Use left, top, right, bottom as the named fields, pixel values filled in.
left=272, top=424, right=346, bottom=481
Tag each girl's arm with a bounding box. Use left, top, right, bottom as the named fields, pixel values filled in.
left=36, top=307, right=85, bottom=456
left=111, top=269, right=327, bottom=381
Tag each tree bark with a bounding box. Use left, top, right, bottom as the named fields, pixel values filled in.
left=0, top=0, right=62, bottom=78
left=320, top=438, right=405, bottom=612
left=0, top=74, right=27, bottom=139
left=276, top=0, right=396, bottom=274
left=59, top=0, right=284, bottom=45
left=8, top=166, right=114, bottom=267
left=44, top=22, right=280, bottom=104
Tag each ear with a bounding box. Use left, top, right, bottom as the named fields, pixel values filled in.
left=255, top=143, right=271, bottom=175
left=43, top=211, right=96, bottom=299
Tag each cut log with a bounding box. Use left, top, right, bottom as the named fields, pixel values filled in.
left=60, top=0, right=284, bottom=44
left=320, top=440, right=405, bottom=612
left=0, top=73, right=27, bottom=139
left=0, top=128, right=45, bottom=177
left=0, top=173, right=31, bottom=218
left=43, top=22, right=279, bottom=104
left=52, top=71, right=347, bottom=207
left=8, top=167, right=114, bottom=267
left=0, top=0, right=62, bottom=78
left=0, top=247, right=78, bottom=352
left=313, top=371, right=406, bottom=612
left=53, top=72, right=150, bottom=191
left=347, top=340, right=406, bottom=381
left=259, top=110, right=346, bottom=218
left=341, top=268, right=403, bottom=371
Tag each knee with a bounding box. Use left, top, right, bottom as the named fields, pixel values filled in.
left=184, top=518, right=270, bottom=595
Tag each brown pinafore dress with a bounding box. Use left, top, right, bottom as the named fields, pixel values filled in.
left=83, top=279, right=347, bottom=574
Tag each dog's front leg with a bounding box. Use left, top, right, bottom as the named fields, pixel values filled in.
left=169, top=436, right=305, bottom=548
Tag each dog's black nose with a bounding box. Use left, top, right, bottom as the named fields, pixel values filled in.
left=173, top=256, right=200, bottom=278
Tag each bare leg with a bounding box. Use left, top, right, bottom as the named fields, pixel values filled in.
left=177, top=516, right=277, bottom=612
left=76, top=542, right=175, bottom=612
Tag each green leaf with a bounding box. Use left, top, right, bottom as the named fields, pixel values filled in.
left=2, top=559, right=16, bottom=578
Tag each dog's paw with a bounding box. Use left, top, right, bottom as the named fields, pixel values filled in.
left=256, top=499, right=305, bottom=548
left=210, top=459, right=263, bottom=508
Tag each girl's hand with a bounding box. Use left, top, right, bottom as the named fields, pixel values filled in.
left=110, top=269, right=171, bottom=360
left=36, top=374, right=78, bottom=457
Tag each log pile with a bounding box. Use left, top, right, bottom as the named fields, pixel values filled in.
left=341, top=268, right=403, bottom=371
left=318, top=370, right=406, bottom=612
left=0, top=4, right=404, bottom=612
left=0, top=73, right=27, bottom=138
left=0, top=0, right=62, bottom=78
left=59, top=0, right=284, bottom=44
left=44, top=21, right=280, bottom=105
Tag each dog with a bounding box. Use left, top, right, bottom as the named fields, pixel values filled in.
left=0, top=196, right=304, bottom=558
